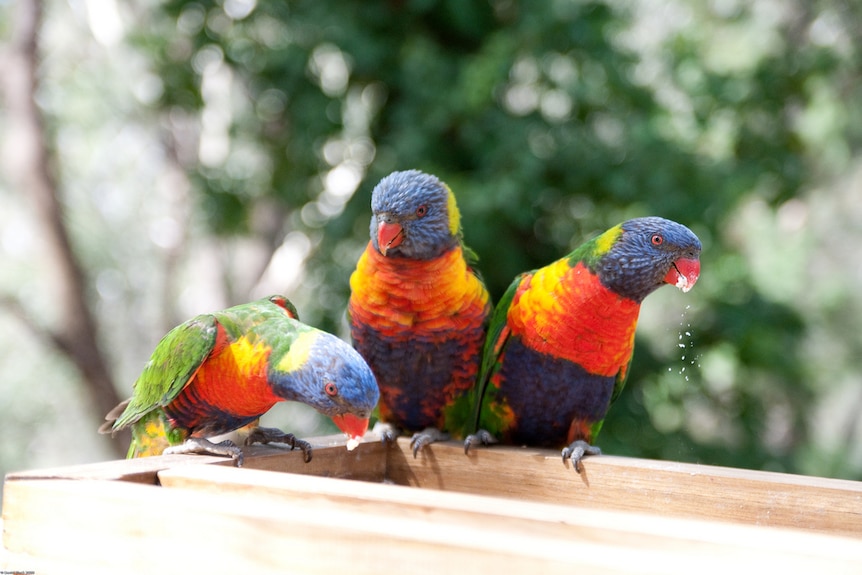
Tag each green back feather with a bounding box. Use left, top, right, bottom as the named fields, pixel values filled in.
left=113, top=315, right=218, bottom=430
left=112, top=297, right=305, bottom=432
left=565, top=223, right=622, bottom=272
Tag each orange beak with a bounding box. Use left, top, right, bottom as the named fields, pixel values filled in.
left=331, top=413, right=370, bottom=451
left=665, top=257, right=700, bottom=293
left=377, top=221, right=403, bottom=256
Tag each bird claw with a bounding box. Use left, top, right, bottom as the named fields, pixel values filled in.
left=463, top=429, right=498, bottom=455
left=561, top=440, right=602, bottom=473
left=409, top=428, right=450, bottom=458
left=371, top=421, right=400, bottom=445
left=164, top=437, right=245, bottom=467
left=245, top=426, right=313, bottom=463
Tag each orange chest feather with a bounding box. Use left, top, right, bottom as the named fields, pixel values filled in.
left=188, top=331, right=282, bottom=416
left=349, top=242, right=489, bottom=333
left=508, top=261, right=641, bottom=377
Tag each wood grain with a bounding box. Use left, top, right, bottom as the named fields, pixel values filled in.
left=5, top=468, right=862, bottom=574
left=2, top=434, right=384, bottom=484
left=386, top=439, right=862, bottom=538
left=5, top=434, right=862, bottom=574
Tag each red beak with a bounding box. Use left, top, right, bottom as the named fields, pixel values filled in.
left=377, top=221, right=403, bottom=256
left=331, top=412, right=370, bottom=441
left=664, top=257, right=700, bottom=293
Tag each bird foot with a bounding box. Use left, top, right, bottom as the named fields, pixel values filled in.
left=163, top=437, right=244, bottom=467
left=561, top=440, right=602, bottom=473
left=245, top=426, right=313, bottom=463
left=409, top=427, right=450, bottom=458
left=463, top=429, right=498, bottom=455
left=371, top=421, right=400, bottom=444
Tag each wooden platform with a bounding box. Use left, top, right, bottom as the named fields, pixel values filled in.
left=3, top=436, right=861, bottom=574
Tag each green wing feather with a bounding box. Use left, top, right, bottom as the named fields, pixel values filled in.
left=589, top=358, right=631, bottom=440
left=112, top=315, right=218, bottom=430
left=609, top=355, right=632, bottom=407
left=465, top=271, right=527, bottom=436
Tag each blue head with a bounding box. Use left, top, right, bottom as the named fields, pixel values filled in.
left=597, top=216, right=702, bottom=302
left=369, top=170, right=462, bottom=260
left=271, top=330, right=379, bottom=442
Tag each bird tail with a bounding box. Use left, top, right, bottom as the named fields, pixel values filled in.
left=99, top=400, right=180, bottom=459
left=97, top=398, right=131, bottom=435
left=125, top=410, right=176, bottom=459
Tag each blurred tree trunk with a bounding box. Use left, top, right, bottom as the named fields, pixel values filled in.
left=2, top=0, right=126, bottom=456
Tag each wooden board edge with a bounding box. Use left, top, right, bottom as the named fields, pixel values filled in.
left=5, top=475, right=862, bottom=574
left=386, top=439, right=862, bottom=538
left=2, top=434, right=387, bottom=484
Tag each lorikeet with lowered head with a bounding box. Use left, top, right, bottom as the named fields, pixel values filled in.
left=100, top=295, right=379, bottom=465
left=465, top=217, right=701, bottom=471
left=348, top=170, right=492, bottom=455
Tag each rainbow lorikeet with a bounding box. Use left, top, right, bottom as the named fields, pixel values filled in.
left=100, top=295, right=379, bottom=465
left=348, top=170, right=492, bottom=455
left=465, top=217, right=702, bottom=472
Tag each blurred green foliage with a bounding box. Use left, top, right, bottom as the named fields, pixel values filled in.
left=128, top=0, right=862, bottom=477
left=2, top=0, right=861, bottom=481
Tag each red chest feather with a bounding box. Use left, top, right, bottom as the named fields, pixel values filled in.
left=349, top=242, right=490, bottom=338
left=178, top=333, right=282, bottom=418
left=508, top=261, right=641, bottom=377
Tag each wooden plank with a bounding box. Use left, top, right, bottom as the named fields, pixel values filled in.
left=5, top=472, right=862, bottom=575
left=0, top=478, right=620, bottom=575
left=386, top=439, right=862, bottom=538
left=2, top=434, right=385, bottom=484
left=2, top=453, right=230, bottom=484
left=157, top=463, right=862, bottom=570
left=238, top=434, right=387, bottom=481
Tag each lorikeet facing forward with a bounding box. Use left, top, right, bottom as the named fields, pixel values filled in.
left=348, top=170, right=492, bottom=455
left=100, top=295, right=379, bottom=465
left=466, top=217, right=702, bottom=471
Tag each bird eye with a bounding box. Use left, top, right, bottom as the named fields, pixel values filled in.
left=416, top=204, right=428, bottom=217
left=651, top=234, right=663, bottom=246
left=324, top=382, right=338, bottom=396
